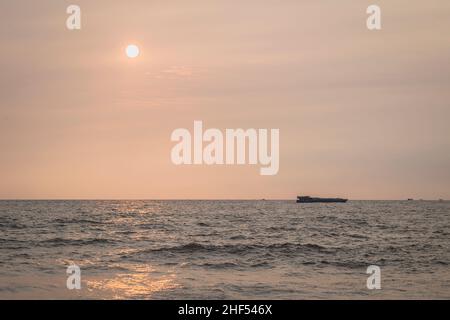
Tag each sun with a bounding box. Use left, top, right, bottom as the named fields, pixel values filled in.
left=125, top=44, right=140, bottom=58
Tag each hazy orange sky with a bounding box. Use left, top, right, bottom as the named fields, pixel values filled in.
left=0, top=1, right=449, bottom=199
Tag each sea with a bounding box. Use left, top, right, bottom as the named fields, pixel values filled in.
left=0, top=200, right=449, bottom=299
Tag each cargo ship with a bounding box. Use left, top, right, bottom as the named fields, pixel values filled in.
left=297, top=196, right=348, bottom=203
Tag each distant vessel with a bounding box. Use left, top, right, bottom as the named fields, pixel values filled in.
left=297, top=196, right=348, bottom=203
left=407, top=198, right=414, bottom=201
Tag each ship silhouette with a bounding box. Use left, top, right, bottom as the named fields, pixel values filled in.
left=297, top=196, right=348, bottom=203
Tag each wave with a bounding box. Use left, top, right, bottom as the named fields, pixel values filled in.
left=141, top=242, right=334, bottom=256
left=53, top=218, right=105, bottom=225
left=38, top=237, right=114, bottom=247
left=198, top=262, right=240, bottom=269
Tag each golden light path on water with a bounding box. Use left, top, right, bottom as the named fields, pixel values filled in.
left=86, top=264, right=179, bottom=299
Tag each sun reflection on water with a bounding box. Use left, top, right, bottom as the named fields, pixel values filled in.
left=86, top=264, right=179, bottom=299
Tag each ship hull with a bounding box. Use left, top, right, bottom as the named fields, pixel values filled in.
left=297, top=197, right=348, bottom=203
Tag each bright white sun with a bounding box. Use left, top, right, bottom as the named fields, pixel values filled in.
left=125, top=44, right=140, bottom=58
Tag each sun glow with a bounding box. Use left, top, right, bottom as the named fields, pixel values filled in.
left=125, top=44, right=140, bottom=58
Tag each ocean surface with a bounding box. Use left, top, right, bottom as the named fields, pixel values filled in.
left=0, top=200, right=449, bottom=299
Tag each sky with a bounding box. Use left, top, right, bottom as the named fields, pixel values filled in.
left=0, top=0, right=449, bottom=200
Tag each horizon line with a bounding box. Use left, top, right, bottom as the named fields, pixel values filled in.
left=0, top=198, right=447, bottom=201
